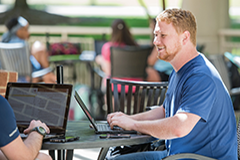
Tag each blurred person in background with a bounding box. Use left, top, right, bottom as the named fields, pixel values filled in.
left=95, top=19, right=141, bottom=92
left=95, top=18, right=138, bottom=77
left=1, top=16, right=56, bottom=83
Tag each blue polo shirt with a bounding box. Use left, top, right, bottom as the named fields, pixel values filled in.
left=163, top=53, right=237, bottom=159
left=0, top=96, right=19, bottom=147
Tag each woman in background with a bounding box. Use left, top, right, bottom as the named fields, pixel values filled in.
left=95, top=18, right=138, bottom=76
left=95, top=18, right=141, bottom=94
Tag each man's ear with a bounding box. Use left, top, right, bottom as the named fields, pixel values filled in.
left=182, top=31, right=190, bottom=45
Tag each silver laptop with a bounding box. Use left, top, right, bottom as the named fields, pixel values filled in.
left=5, top=82, right=73, bottom=139
left=74, top=90, right=137, bottom=134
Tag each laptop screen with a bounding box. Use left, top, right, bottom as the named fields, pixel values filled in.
left=5, top=82, right=73, bottom=134
left=74, top=90, right=98, bottom=131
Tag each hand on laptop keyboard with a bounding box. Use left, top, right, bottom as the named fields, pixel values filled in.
left=112, top=125, right=123, bottom=131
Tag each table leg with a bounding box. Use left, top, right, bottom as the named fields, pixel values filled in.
left=49, top=150, right=69, bottom=160
left=98, top=147, right=109, bottom=160
left=57, top=150, right=65, bottom=160
left=49, top=150, right=55, bottom=160
left=66, top=150, right=74, bottom=160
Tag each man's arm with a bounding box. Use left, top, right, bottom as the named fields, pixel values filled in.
left=109, top=110, right=200, bottom=139
left=107, top=105, right=165, bottom=124
left=131, top=105, right=165, bottom=121
left=0, top=120, right=50, bottom=160
left=1, top=134, right=41, bottom=160
left=133, top=112, right=200, bottom=139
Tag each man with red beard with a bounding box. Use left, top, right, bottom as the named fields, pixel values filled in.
left=107, top=8, right=237, bottom=160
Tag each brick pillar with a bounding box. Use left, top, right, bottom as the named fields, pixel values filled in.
left=0, top=70, right=18, bottom=97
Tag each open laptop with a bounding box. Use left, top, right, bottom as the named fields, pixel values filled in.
left=5, top=82, right=73, bottom=139
left=74, top=90, right=137, bottom=134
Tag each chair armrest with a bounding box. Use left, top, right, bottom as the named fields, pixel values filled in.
left=230, top=87, right=240, bottom=96
left=93, top=66, right=109, bottom=79
left=32, top=67, right=52, bottom=78
left=162, top=153, right=217, bottom=160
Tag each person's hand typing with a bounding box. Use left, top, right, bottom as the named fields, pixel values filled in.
left=107, top=112, right=125, bottom=124
left=107, top=112, right=135, bottom=131
left=23, top=120, right=50, bottom=135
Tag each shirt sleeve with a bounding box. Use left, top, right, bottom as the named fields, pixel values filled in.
left=0, top=96, right=19, bottom=147
left=177, top=74, right=217, bottom=122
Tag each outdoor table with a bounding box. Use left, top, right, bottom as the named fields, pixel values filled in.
left=42, top=120, right=156, bottom=160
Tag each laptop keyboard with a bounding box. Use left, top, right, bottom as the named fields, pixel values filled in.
left=97, top=124, right=123, bottom=131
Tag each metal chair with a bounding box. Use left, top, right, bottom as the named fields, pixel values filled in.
left=93, top=45, right=153, bottom=90
left=94, top=45, right=152, bottom=79
left=110, top=45, right=152, bottom=79
left=0, top=42, right=51, bottom=82
left=105, top=78, right=168, bottom=158
left=106, top=78, right=168, bottom=114
left=90, top=45, right=152, bottom=119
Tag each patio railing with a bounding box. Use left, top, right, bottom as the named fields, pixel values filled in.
left=0, top=25, right=152, bottom=50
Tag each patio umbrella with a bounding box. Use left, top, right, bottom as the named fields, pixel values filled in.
left=162, top=0, right=166, bottom=10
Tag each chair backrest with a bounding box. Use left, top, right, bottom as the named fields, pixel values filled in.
left=106, top=78, right=168, bottom=115
left=208, top=54, right=231, bottom=92
left=0, top=42, right=32, bottom=79
left=110, top=45, right=152, bottom=79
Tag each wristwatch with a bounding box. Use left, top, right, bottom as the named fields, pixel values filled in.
left=30, top=126, right=46, bottom=137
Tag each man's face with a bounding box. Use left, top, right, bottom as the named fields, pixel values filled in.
left=153, top=21, right=182, bottom=62
left=16, top=23, right=30, bottom=40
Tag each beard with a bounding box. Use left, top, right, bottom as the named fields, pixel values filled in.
left=157, top=42, right=182, bottom=62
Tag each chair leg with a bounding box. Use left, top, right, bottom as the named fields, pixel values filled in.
left=98, top=147, right=109, bottom=160
left=66, top=150, right=73, bottom=160
left=57, top=150, right=65, bottom=160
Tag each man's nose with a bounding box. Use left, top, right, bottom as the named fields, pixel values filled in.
left=153, top=37, right=160, bottom=45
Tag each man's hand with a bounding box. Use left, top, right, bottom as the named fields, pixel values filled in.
left=23, top=120, right=50, bottom=135
left=1, top=120, right=51, bottom=160
left=107, top=112, right=135, bottom=131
